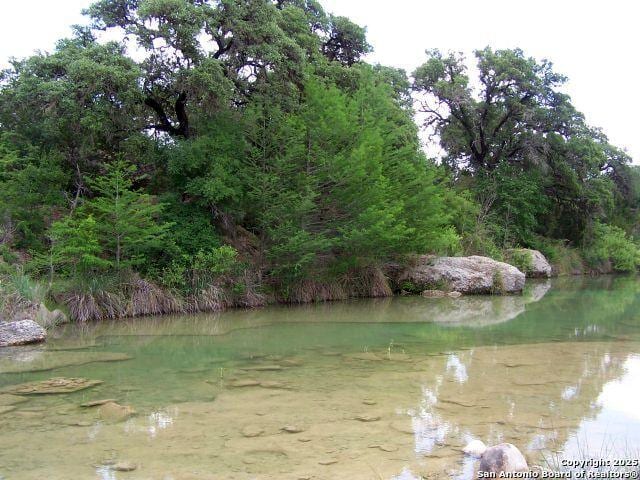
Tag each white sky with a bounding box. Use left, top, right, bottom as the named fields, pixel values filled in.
left=1, top=0, right=638, bottom=161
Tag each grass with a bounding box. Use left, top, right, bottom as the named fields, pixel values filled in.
left=0, top=267, right=49, bottom=321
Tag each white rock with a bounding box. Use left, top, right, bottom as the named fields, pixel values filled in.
left=399, top=255, right=525, bottom=294
left=508, top=249, right=553, bottom=278
left=463, top=439, right=487, bottom=457
left=0, top=320, right=46, bottom=347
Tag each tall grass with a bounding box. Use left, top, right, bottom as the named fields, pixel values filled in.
left=0, top=267, right=48, bottom=321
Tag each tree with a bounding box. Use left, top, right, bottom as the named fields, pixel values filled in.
left=83, top=160, right=171, bottom=270
left=49, top=215, right=111, bottom=277
left=413, top=47, right=583, bottom=172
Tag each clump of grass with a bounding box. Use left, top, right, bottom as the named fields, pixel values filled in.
left=342, top=266, right=392, bottom=298
left=0, top=267, right=48, bottom=321
left=186, top=285, right=228, bottom=312
left=125, top=276, right=182, bottom=316
left=286, top=279, right=348, bottom=303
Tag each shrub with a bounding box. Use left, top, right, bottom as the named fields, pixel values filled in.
left=509, top=250, right=534, bottom=274
left=584, top=222, right=640, bottom=272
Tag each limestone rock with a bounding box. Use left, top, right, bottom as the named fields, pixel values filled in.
left=478, top=443, right=529, bottom=474
left=81, top=399, right=117, bottom=408
left=98, top=401, right=136, bottom=422
left=0, top=320, right=46, bottom=347
left=241, top=425, right=264, bottom=438
left=2, top=377, right=102, bottom=395
left=399, top=255, right=525, bottom=294
left=281, top=425, right=304, bottom=433
left=113, top=462, right=137, bottom=472
left=463, top=439, right=487, bottom=457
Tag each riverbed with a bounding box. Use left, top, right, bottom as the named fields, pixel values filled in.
left=1, top=276, right=639, bottom=479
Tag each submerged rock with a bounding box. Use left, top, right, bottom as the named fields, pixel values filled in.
left=0, top=351, right=132, bottom=374
left=113, top=462, right=137, bottom=472
left=281, top=425, right=304, bottom=433
left=1, top=377, right=103, bottom=395
left=0, top=405, right=17, bottom=415
left=0, top=320, right=46, bottom=347
left=478, top=443, right=529, bottom=474
left=399, top=255, right=525, bottom=294
left=354, top=414, right=381, bottom=422
left=229, top=379, right=260, bottom=388
left=81, top=398, right=117, bottom=408
left=0, top=394, right=28, bottom=406
left=241, top=425, right=265, bottom=438
left=98, top=401, right=136, bottom=422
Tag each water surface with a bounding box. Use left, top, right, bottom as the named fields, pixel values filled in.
left=1, top=276, right=640, bottom=479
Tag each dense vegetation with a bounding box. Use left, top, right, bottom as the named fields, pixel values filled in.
left=1, top=0, right=638, bottom=322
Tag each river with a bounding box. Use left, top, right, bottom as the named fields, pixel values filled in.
left=1, top=276, right=639, bottom=479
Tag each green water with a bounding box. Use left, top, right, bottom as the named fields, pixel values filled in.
left=1, top=276, right=640, bottom=479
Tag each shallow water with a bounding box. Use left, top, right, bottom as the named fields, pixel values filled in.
left=1, top=276, right=640, bottom=479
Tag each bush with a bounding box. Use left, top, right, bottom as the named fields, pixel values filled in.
left=584, top=222, right=640, bottom=272
left=509, top=250, right=533, bottom=274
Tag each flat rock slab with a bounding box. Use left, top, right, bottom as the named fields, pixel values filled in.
left=0, top=405, right=17, bottom=415
left=0, top=351, right=132, bottom=374
left=0, top=320, right=46, bottom=347
left=81, top=398, right=117, bottom=408
left=98, top=402, right=136, bottom=422
left=0, top=394, right=28, bottom=406
left=1, top=377, right=103, bottom=395
left=241, top=365, right=284, bottom=371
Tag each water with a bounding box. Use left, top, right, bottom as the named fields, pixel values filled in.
left=1, top=276, right=640, bottom=479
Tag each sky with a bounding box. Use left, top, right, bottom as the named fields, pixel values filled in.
left=1, top=0, right=638, bottom=161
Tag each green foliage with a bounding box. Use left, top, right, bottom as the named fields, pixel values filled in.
left=0, top=137, right=68, bottom=249
left=84, top=160, right=171, bottom=271
left=49, top=215, right=111, bottom=276
left=242, top=71, right=458, bottom=283
left=584, top=222, right=640, bottom=272
left=509, top=250, right=534, bottom=274
left=0, top=1, right=637, bottom=320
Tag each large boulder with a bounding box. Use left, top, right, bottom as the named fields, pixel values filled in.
left=507, top=248, right=553, bottom=278
left=0, top=320, right=46, bottom=347
left=398, top=255, right=525, bottom=294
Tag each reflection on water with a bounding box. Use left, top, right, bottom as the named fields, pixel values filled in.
left=0, top=276, right=639, bottom=479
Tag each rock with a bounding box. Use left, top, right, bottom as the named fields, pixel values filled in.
left=447, top=291, right=463, bottom=298
left=241, top=425, right=264, bottom=438
left=0, top=394, right=28, bottom=406
left=318, top=458, right=338, bottom=465
left=81, top=399, right=117, bottom=408
left=463, top=439, right=487, bottom=457
left=478, top=443, right=529, bottom=475
left=1, top=377, right=103, bottom=395
left=242, top=365, right=283, bottom=371
left=281, top=425, right=304, bottom=433
left=98, top=401, right=136, bottom=422
left=0, top=405, right=16, bottom=415
left=0, top=320, right=46, bottom=347
left=507, top=249, right=553, bottom=278
left=0, top=351, right=132, bottom=374
left=354, top=414, right=381, bottom=422
left=229, top=379, right=260, bottom=388
left=399, top=255, right=525, bottom=294
left=422, top=289, right=446, bottom=298
left=113, top=462, right=137, bottom=472
left=259, top=381, right=290, bottom=389
left=362, top=399, right=376, bottom=405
